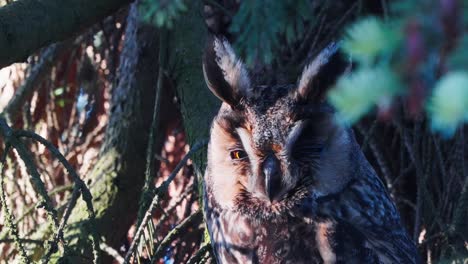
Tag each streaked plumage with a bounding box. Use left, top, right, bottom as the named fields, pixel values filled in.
left=203, top=36, right=420, bottom=264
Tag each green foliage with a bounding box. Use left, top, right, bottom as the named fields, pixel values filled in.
left=329, top=66, right=401, bottom=124
left=428, top=72, right=468, bottom=137
left=329, top=16, right=402, bottom=124
left=139, top=0, right=187, bottom=28
left=53, top=87, right=69, bottom=108
left=328, top=6, right=468, bottom=136
left=230, top=0, right=312, bottom=65
left=53, top=87, right=65, bottom=96
left=342, top=17, right=401, bottom=65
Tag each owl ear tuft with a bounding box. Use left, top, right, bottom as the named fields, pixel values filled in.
left=203, top=36, right=251, bottom=106
left=295, top=42, right=347, bottom=103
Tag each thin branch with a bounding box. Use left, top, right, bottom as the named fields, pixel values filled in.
left=0, top=238, right=44, bottom=245
left=0, top=121, right=97, bottom=262
left=4, top=42, right=67, bottom=123
left=14, top=129, right=100, bottom=263
left=150, top=210, right=203, bottom=263
left=152, top=183, right=195, bottom=235
left=137, top=29, right=168, bottom=226
left=451, top=175, right=468, bottom=237
left=0, top=144, right=31, bottom=263
left=123, top=140, right=208, bottom=263
left=359, top=120, right=378, bottom=153
left=186, top=242, right=212, bottom=264
left=100, top=240, right=125, bottom=264
left=356, top=123, right=393, bottom=188
left=41, top=186, right=81, bottom=263
left=308, top=1, right=359, bottom=62
left=0, top=184, right=73, bottom=240
left=287, top=2, right=328, bottom=68
left=395, top=120, right=425, bottom=241
left=0, top=118, right=59, bottom=236
left=450, top=128, right=466, bottom=235
left=158, top=140, right=208, bottom=192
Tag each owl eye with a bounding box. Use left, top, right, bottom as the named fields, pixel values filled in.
left=230, top=149, right=248, bottom=160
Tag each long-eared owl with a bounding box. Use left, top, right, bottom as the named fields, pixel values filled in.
left=202, top=36, right=420, bottom=264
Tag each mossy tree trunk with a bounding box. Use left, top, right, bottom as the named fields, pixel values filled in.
left=57, top=3, right=175, bottom=263
left=168, top=1, right=220, bottom=174
left=21, top=1, right=218, bottom=262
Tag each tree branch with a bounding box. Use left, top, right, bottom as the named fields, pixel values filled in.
left=3, top=42, right=67, bottom=123
left=0, top=0, right=133, bottom=68
left=14, top=130, right=100, bottom=263
left=186, top=242, right=212, bottom=264
left=150, top=210, right=203, bottom=263
left=123, top=140, right=207, bottom=263
left=100, top=241, right=124, bottom=264
left=0, top=144, right=30, bottom=263
left=0, top=118, right=59, bottom=235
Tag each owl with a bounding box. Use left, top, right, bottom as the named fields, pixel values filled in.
left=202, top=36, right=420, bottom=264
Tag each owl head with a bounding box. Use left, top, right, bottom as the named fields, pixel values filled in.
left=203, top=37, right=354, bottom=220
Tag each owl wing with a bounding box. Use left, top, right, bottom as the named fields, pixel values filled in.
left=316, top=158, right=420, bottom=264
left=327, top=218, right=418, bottom=264
left=358, top=224, right=420, bottom=264
left=355, top=164, right=420, bottom=264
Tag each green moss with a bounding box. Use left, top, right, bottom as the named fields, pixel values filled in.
left=168, top=0, right=219, bottom=172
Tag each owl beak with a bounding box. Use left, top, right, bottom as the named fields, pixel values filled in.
left=263, top=155, right=282, bottom=202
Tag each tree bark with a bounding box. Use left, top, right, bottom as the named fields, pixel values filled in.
left=0, top=0, right=133, bottom=69
left=31, top=0, right=220, bottom=262
left=168, top=0, right=220, bottom=173
left=56, top=3, right=173, bottom=263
